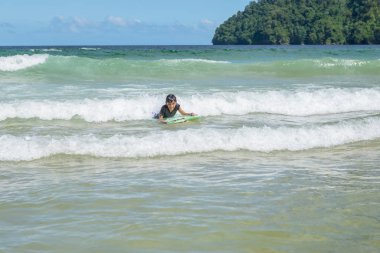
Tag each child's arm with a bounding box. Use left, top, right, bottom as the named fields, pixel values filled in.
left=158, top=115, right=167, bottom=124
left=178, top=107, right=197, bottom=116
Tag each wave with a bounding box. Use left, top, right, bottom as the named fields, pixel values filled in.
left=1, top=88, right=380, bottom=122
left=1, top=55, right=379, bottom=79
left=269, top=58, right=380, bottom=76
left=1, top=117, right=380, bottom=161
left=41, top=49, right=62, bottom=52
left=157, top=58, right=230, bottom=64
left=0, top=54, right=49, bottom=71
left=0, top=97, right=161, bottom=122
left=29, top=48, right=63, bottom=52
left=80, top=47, right=101, bottom=51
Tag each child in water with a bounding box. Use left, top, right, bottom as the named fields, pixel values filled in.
left=156, top=94, right=197, bottom=123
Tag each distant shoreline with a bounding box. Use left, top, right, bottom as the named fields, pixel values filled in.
left=1, top=44, right=380, bottom=48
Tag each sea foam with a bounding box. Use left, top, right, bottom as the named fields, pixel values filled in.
left=1, top=117, right=379, bottom=161
left=158, top=59, right=231, bottom=64
left=0, top=54, right=49, bottom=71
left=1, top=88, right=380, bottom=122
left=0, top=97, right=162, bottom=122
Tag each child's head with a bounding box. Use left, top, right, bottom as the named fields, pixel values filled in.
left=166, top=94, right=177, bottom=110
left=166, top=94, right=177, bottom=103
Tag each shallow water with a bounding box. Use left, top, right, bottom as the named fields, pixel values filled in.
left=1, top=147, right=379, bottom=253
left=1, top=45, right=380, bottom=252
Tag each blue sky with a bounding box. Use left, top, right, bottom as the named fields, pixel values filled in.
left=0, top=0, right=251, bottom=46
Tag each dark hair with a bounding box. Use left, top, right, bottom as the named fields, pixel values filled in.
left=166, top=94, right=177, bottom=102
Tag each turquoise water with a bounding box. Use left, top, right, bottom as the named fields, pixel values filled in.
left=1, top=45, right=380, bottom=252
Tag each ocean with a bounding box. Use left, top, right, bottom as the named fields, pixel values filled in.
left=0, top=45, right=379, bottom=252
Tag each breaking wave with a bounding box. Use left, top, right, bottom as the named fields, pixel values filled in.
left=1, top=88, right=380, bottom=122
left=1, top=55, right=379, bottom=81
left=0, top=54, right=49, bottom=71
left=1, top=117, right=380, bottom=161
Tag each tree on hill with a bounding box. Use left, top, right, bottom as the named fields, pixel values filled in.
left=212, top=0, right=380, bottom=45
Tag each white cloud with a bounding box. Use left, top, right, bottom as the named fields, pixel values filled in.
left=43, top=15, right=215, bottom=44
left=49, top=16, right=95, bottom=33
left=48, top=15, right=216, bottom=34
left=73, top=16, right=92, bottom=27
left=106, top=16, right=127, bottom=27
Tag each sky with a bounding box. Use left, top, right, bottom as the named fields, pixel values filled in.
left=0, top=0, right=251, bottom=46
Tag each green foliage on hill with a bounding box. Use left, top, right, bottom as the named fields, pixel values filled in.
left=212, top=0, right=380, bottom=45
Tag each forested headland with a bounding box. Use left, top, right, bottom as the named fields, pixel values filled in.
left=212, top=0, right=380, bottom=45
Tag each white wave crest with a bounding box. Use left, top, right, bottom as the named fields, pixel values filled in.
left=0, top=97, right=162, bottom=122
left=1, top=118, right=380, bottom=161
left=313, top=58, right=370, bottom=68
left=188, top=88, right=380, bottom=116
left=0, top=54, right=49, bottom=71
left=80, top=47, right=100, bottom=51
left=41, top=48, right=62, bottom=52
left=2, top=88, right=379, bottom=122
left=158, top=58, right=230, bottom=64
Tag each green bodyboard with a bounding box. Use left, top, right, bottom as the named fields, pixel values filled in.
left=165, top=115, right=201, bottom=124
